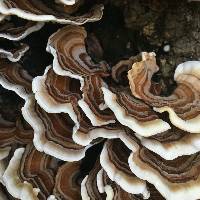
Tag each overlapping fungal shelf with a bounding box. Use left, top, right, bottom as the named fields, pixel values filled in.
left=0, top=0, right=103, bottom=24
left=0, top=1, right=199, bottom=199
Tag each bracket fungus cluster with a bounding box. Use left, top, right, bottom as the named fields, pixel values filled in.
left=0, top=1, right=200, bottom=200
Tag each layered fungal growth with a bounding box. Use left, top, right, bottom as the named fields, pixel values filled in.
left=0, top=15, right=43, bottom=62
left=128, top=52, right=200, bottom=133
left=46, top=25, right=109, bottom=82
left=0, top=1, right=199, bottom=200
left=128, top=148, right=200, bottom=200
left=0, top=0, right=103, bottom=24
left=3, top=144, right=83, bottom=199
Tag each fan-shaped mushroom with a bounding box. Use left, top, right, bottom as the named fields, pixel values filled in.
left=32, top=65, right=81, bottom=124
left=22, top=96, right=88, bottom=161
left=47, top=25, right=109, bottom=83
left=128, top=52, right=200, bottom=133
left=102, top=86, right=170, bottom=136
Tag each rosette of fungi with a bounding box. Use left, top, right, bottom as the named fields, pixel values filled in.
left=32, top=66, right=126, bottom=147
left=32, top=30, right=120, bottom=147
left=128, top=52, right=200, bottom=133
left=128, top=147, right=200, bottom=200
left=2, top=144, right=82, bottom=199
left=0, top=57, right=136, bottom=163
left=39, top=25, right=114, bottom=126
left=0, top=59, right=88, bottom=162
left=0, top=0, right=103, bottom=25
left=32, top=66, right=115, bottom=126
left=1, top=1, right=200, bottom=198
